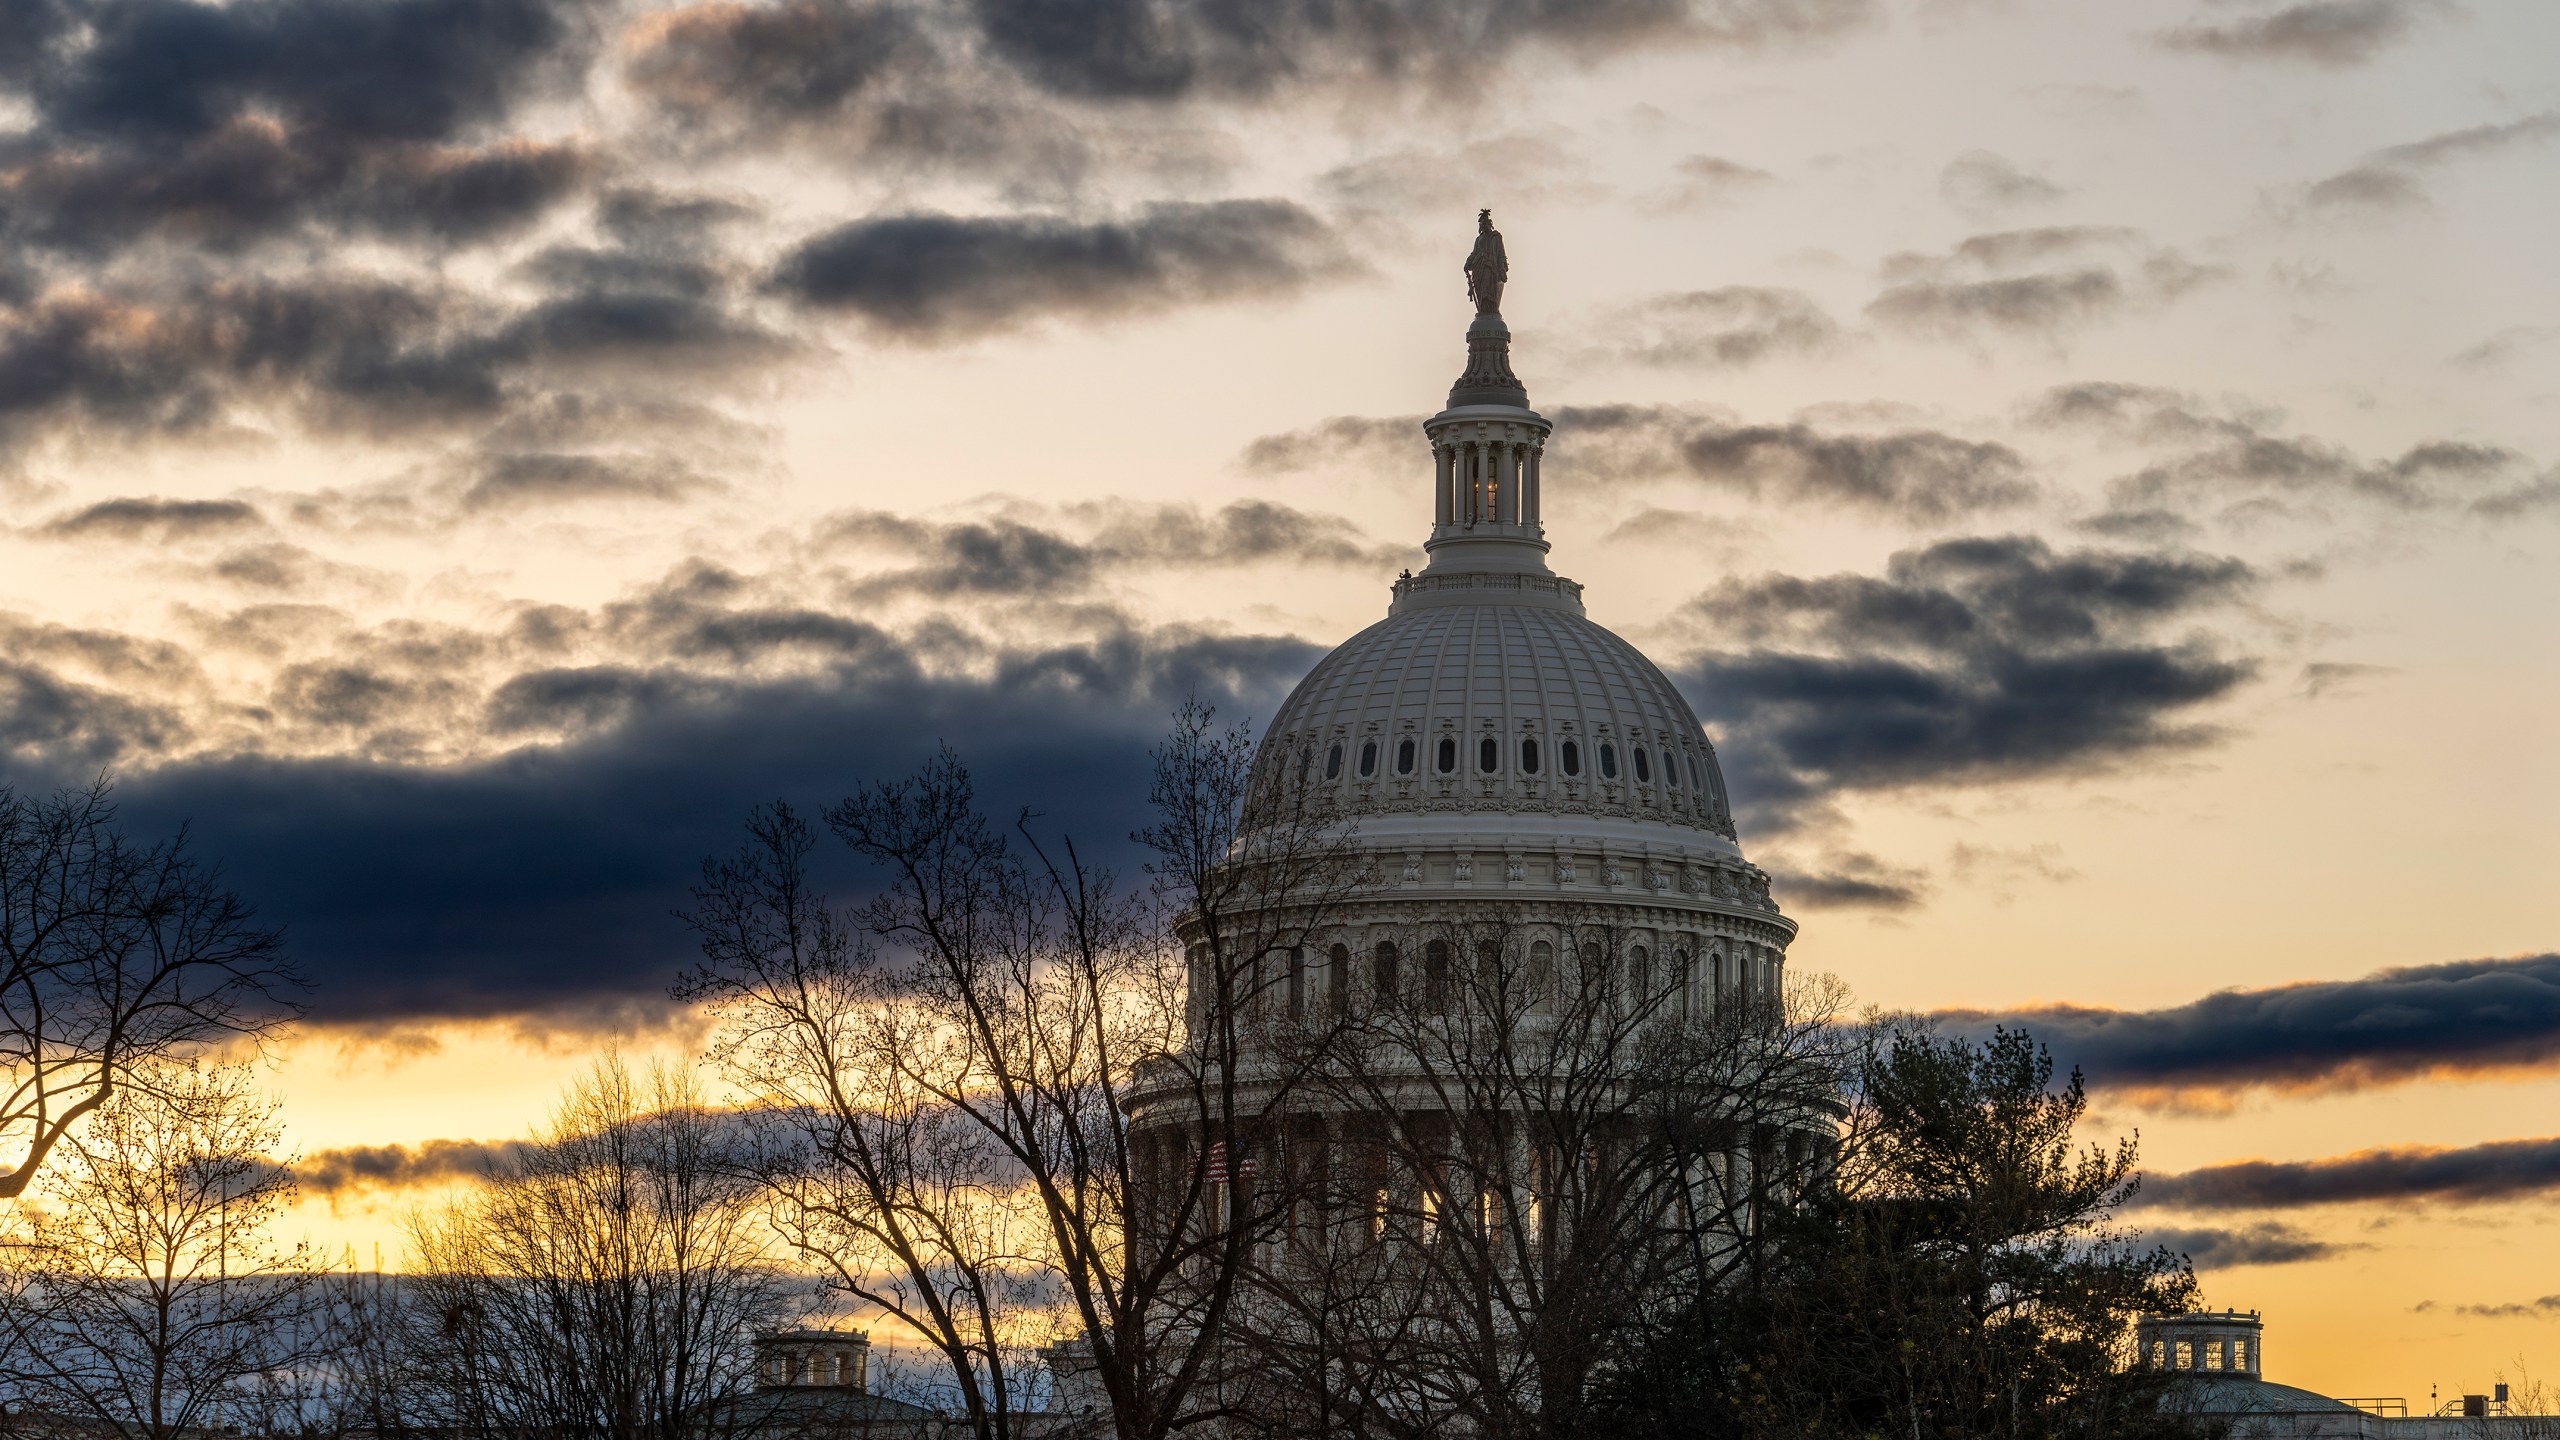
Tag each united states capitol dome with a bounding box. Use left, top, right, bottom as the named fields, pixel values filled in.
left=1250, top=211, right=1759, bottom=886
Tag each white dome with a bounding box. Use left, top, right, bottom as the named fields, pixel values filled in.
left=1257, top=575, right=1739, bottom=854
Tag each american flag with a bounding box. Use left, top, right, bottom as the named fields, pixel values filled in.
left=1203, top=1142, right=1257, bottom=1183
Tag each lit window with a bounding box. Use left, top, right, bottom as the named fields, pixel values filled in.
left=1521, top=738, right=1540, bottom=774
left=1599, top=743, right=1618, bottom=779
left=1633, top=747, right=1651, bottom=783
left=1325, top=743, right=1342, bottom=779
left=1359, top=740, right=1378, bottom=777
left=1397, top=738, right=1416, bottom=774
left=1478, top=736, right=1499, bottom=773
left=1561, top=739, right=1581, bottom=776
left=1437, top=737, right=1458, bottom=774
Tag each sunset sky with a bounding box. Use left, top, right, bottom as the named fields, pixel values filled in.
left=2, top=0, right=2555, bottom=1405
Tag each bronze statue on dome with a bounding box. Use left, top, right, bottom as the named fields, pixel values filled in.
left=1464, top=209, right=1507, bottom=316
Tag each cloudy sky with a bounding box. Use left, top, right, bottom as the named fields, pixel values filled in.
left=3, top=0, right=2556, bottom=1400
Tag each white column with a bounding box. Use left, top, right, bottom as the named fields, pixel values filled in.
left=1524, top=440, right=1542, bottom=528
left=1434, top=443, right=1453, bottom=525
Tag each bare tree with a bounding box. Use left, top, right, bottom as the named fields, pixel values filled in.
left=678, top=703, right=1364, bottom=1440
left=405, top=1055, right=791, bottom=1440
left=0, top=1059, right=321, bottom=1440
left=0, top=778, right=300, bottom=1198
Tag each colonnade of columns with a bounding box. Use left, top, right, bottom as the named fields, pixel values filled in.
left=1433, top=433, right=1545, bottom=529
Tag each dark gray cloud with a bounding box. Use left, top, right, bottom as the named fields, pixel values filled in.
left=1651, top=152, right=1775, bottom=209
left=1669, top=420, right=2033, bottom=520
left=2305, top=112, right=2560, bottom=214
left=771, top=200, right=1357, bottom=340
left=49, top=620, right=1321, bottom=1025
left=1936, top=953, right=2560, bottom=1101
left=2160, top=0, right=2448, bottom=68
left=1238, top=415, right=1426, bottom=473
left=460, top=452, right=719, bottom=511
left=36, top=496, right=268, bottom=541
left=2137, top=1135, right=2560, bottom=1211
left=1938, top=150, right=2065, bottom=219
left=0, top=0, right=598, bottom=257
left=1673, top=534, right=2256, bottom=831
left=2143, top=1222, right=2339, bottom=1268
left=1766, top=853, right=1928, bottom=910
left=2030, top=381, right=2546, bottom=519
left=816, top=499, right=1396, bottom=597
left=1869, top=228, right=2220, bottom=341
left=1578, top=288, right=1838, bottom=369
left=297, top=1136, right=528, bottom=1193
left=2456, top=1295, right=2560, bottom=1320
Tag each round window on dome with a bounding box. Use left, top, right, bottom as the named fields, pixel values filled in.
left=1521, top=738, right=1540, bottom=774
left=1359, top=740, right=1378, bottom=777
left=1561, top=740, right=1581, bottom=776
left=1478, top=736, right=1499, bottom=773
left=1437, top=737, right=1458, bottom=774
left=1397, top=738, right=1416, bottom=775
left=1599, top=743, right=1618, bottom=780
left=1325, top=743, right=1343, bottom=780
left=1633, top=747, right=1651, bottom=784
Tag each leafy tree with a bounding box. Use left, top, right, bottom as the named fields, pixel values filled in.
left=1599, top=1025, right=2204, bottom=1440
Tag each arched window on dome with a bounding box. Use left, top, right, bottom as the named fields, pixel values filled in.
left=1664, top=749, right=1680, bottom=788
left=1297, top=749, right=1313, bottom=784
left=1560, top=740, right=1581, bottom=776
left=1325, top=742, right=1343, bottom=780
left=1397, top=738, right=1416, bottom=775
left=1328, top=944, right=1351, bottom=1016
left=1598, top=743, right=1618, bottom=780
left=1478, top=736, right=1499, bottom=773
left=1437, top=737, right=1458, bottom=774
left=1359, top=740, right=1378, bottom=777
left=1632, top=746, right=1652, bottom=784
left=1687, top=753, right=1703, bottom=792
left=1520, top=738, right=1540, bottom=774
left=1373, top=941, right=1401, bottom=1005
left=1526, top=940, right=1554, bottom=1014
left=1423, top=939, right=1451, bottom=1012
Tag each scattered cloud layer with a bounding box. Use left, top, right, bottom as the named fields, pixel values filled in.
left=298, top=1136, right=528, bottom=1194
left=1576, top=288, right=1839, bottom=369
left=1869, top=227, right=2222, bottom=342
left=1674, top=533, right=2257, bottom=833
left=1938, top=151, right=2066, bottom=220
left=2032, top=381, right=2551, bottom=521
left=2159, top=0, right=2450, bottom=68
left=770, top=201, right=1359, bottom=341
left=2138, top=1134, right=2560, bottom=1211
left=2144, top=1221, right=2341, bottom=1268
left=1939, top=953, right=2560, bottom=1104
left=2304, top=111, right=2560, bottom=214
